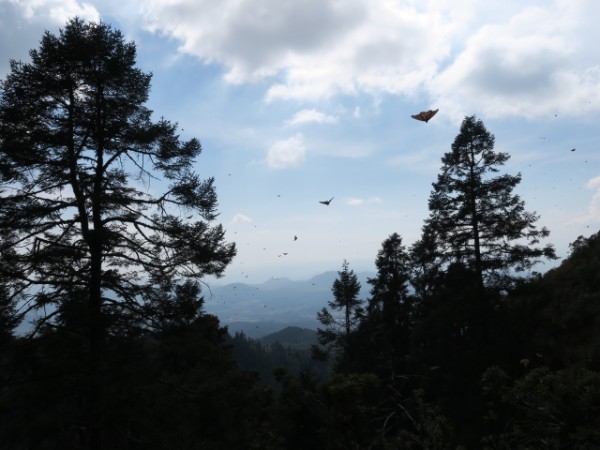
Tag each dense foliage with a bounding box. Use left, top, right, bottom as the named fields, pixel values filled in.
left=312, top=259, right=364, bottom=365
left=0, top=19, right=236, bottom=449
left=1, top=20, right=598, bottom=450
left=417, top=115, right=556, bottom=294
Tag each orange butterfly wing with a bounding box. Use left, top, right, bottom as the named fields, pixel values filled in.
left=411, top=108, right=439, bottom=123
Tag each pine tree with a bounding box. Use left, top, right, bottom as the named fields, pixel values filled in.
left=420, top=115, right=556, bottom=293
left=313, top=260, right=363, bottom=366
left=0, top=18, right=236, bottom=449
left=408, top=116, right=558, bottom=446
left=361, top=233, right=414, bottom=378
left=0, top=232, right=22, bottom=343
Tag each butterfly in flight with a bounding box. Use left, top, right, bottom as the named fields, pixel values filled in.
left=319, top=197, right=334, bottom=206
left=411, top=108, right=439, bottom=123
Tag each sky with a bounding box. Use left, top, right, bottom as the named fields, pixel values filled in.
left=1, top=0, right=599, bottom=285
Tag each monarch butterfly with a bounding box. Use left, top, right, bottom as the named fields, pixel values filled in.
left=411, top=108, right=439, bottom=123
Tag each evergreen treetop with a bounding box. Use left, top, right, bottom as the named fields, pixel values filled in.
left=421, top=115, right=556, bottom=292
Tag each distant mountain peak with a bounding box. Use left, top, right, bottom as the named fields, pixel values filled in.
left=203, top=270, right=375, bottom=336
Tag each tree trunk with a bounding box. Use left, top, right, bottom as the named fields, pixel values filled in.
left=468, top=146, right=484, bottom=297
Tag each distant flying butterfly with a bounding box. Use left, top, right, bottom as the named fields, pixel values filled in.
left=411, top=108, right=439, bottom=123
left=319, top=197, right=334, bottom=206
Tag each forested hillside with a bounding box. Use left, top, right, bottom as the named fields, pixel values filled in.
left=259, top=326, right=318, bottom=348
left=1, top=19, right=599, bottom=450
left=228, top=328, right=330, bottom=383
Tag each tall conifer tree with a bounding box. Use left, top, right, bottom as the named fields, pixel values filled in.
left=313, top=260, right=363, bottom=365
left=420, top=115, right=555, bottom=293
left=363, top=233, right=413, bottom=378
left=0, top=19, right=236, bottom=448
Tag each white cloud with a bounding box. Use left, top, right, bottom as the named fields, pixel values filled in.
left=10, top=0, right=99, bottom=23
left=4, top=1, right=600, bottom=122
left=141, top=0, right=451, bottom=101
left=570, top=175, right=600, bottom=225
left=588, top=176, right=600, bottom=189
left=264, top=1, right=452, bottom=102
left=287, top=108, right=339, bottom=126
left=430, top=1, right=600, bottom=120
left=138, top=0, right=600, bottom=119
left=0, top=0, right=99, bottom=76
left=346, top=197, right=364, bottom=206
left=582, top=176, right=600, bottom=223
left=266, top=134, right=306, bottom=169
left=232, top=213, right=253, bottom=224
left=345, top=196, right=383, bottom=206
left=141, top=0, right=365, bottom=83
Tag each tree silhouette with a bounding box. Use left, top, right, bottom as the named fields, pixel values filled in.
left=420, top=115, right=556, bottom=293
left=313, top=260, right=363, bottom=366
left=0, top=18, right=235, bottom=448
left=408, top=116, right=558, bottom=446
left=360, top=233, right=414, bottom=379
left=0, top=231, right=22, bottom=343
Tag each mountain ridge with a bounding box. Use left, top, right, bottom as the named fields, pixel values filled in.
left=205, top=270, right=375, bottom=338
left=259, top=326, right=318, bottom=348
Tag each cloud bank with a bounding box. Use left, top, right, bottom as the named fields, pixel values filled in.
left=138, top=0, right=600, bottom=119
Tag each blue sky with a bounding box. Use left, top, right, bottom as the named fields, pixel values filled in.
left=1, top=0, right=599, bottom=284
